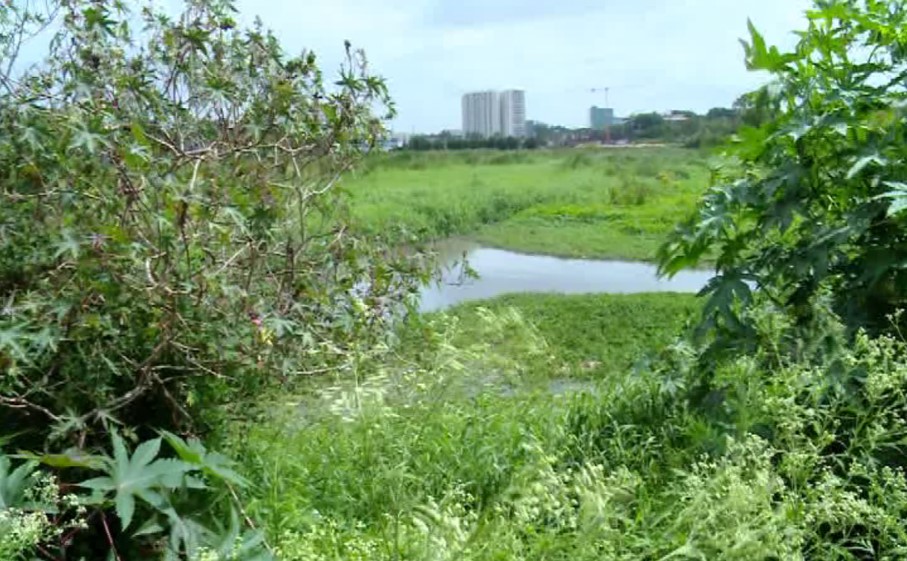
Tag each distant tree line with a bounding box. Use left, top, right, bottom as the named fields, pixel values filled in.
left=527, top=97, right=769, bottom=149
left=405, top=133, right=541, bottom=151
left=400, top=95, right=774, bottom=152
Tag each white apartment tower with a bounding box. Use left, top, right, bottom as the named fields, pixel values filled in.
left=500, top=90, right=527, bottom=138
left=462, top=89, right=526, bottom=138
left=462, top=91, right=500, bottom=138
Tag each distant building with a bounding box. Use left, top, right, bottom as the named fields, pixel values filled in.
left=662, top=110, right=692, bottom=122
left=500, top=90, right=527, bottom=138
left=590, top=106, right=615, bottom=130
left=462, top=89, right=527, bottom=138
left=462, top=91, right=501, bottom=138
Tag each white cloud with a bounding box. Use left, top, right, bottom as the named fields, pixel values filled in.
left=19, top=0, right=816, bottom=132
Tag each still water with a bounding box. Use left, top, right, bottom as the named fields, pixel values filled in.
left=418, top=242, right=713, bottom=313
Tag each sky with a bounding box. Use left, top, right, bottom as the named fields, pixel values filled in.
left=229, top=0, right=813, bottom=133
left=14, top=0, right=814, bottom=133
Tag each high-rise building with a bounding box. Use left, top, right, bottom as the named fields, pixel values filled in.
left=500, top=90, right=527, bottom=138
left=590, top=106, right=615, bottom=130
left=462, top=89, right=527, bottom=138
left=462, top=91, right=500, bottom=138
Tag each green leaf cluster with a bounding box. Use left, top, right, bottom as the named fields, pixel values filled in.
left=0, top=0, right=423, bottom=445
left=660, top=0, right=907, bottom=341
left=3, top=431, right=268, bottom=560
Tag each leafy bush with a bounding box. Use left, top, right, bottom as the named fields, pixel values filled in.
left=660, top=0, right=907, bottom=339
left=0, top=0, right=423, bottom=450
left=2, top=430, right=266, bottom=560
left=0, top=0, right=430, bottom=557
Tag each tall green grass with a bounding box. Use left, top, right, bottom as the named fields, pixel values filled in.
left=344, top=148, right=709, bottom=261
left=231, top=295, right=907, bottom=560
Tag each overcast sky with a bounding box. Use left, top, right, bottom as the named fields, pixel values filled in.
left=228, top=0, right=813, bottom=133
left=18, top=0, right=813, bottom=133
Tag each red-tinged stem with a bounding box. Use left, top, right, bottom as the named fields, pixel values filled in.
left=100, top=513, right=123, bottom=561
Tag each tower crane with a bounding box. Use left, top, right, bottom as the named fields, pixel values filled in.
left=590, top=87, right=610, bottom=107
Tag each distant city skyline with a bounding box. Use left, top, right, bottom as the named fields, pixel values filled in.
left=225, top=0, right=811, bottom=133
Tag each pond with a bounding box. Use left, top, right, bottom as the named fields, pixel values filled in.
left=418, top=242, right=713, bottom=312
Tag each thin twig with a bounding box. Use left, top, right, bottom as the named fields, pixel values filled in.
left=226, top=483, right=275, bottom=556
left=0, top=395, right=62, bottom=422
left=210, top=244, right=250, bottom=277
left=100, top=512, right=123, bottom=561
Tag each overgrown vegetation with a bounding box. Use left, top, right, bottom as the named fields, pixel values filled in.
left=346, top=147, right=709, bottom=260
left=660, top=0, right=907, bottom=340
left=5, top=0, right=907, bottom=559
left=234, top=297, right=907, bottom=560
left=0, top=0, right=422, bottom=557
left=445, top=293, right=701, bottom=378
left=234, top=1, right=907, bottom=559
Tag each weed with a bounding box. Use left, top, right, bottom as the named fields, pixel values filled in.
left=233, top=297, right=907, bottom=560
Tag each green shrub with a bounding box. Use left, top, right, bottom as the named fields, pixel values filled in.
left=661, top=0, right=907, bottom=338
left=0, top=0, right=423, bottom=450
left=0, top=0, right=428, bottom=557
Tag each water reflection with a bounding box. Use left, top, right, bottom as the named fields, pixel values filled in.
left=418, top=241, right=713, bottom=312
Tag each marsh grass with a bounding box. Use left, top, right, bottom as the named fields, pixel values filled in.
left=345, top=148, right=708, bottom=260
left=445, top=293, right=702, bottom=378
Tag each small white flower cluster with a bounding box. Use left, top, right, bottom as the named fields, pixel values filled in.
left=0, top=508, right=53, bottom=559
left=0, top=471, right=89, bottom=559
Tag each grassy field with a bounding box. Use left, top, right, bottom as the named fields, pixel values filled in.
left=344, top=148, right=710, bottom=261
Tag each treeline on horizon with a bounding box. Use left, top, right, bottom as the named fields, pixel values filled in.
left=404, top=93, right=768, bottom=151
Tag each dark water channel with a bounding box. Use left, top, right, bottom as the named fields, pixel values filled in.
left=418, top=241, right=713, bottom=313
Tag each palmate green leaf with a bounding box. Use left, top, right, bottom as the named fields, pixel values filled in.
left=0, top=455, right=38, bottom=509
left=699, top=273, right=754, bottom=330
left=740, top=18, right=793, bottom=72
left=116, top=492, right=135, bottom=533
left=199, top=508, right=273, bottom=561
left=69, top=127, right=107, bottom=155
left=53, top=230, right=81, bottom=260
left=79, top=433, right=196, bottom=529
left=161, top=430, right=249, bottom=487
left=879, top=182, right=907, bottom=217
left=0, top=323, right=28, bottom=361
left=846, top=154, right=886, bottom=180
left=133, top=517, right=165, bottom=537
left=165, top=509, right=206, bottom=561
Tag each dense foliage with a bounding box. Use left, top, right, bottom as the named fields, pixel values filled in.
left=5, top=0, right=907, bottom=558
left=660, top=0, right=907, bottom=341
left=0, top=0, right=422, bottom=557
left=235, top=296, right=907, bottom=560
left=238, top=2, right=907, bottom=558
left=0, top=0, right=421, bottom=444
